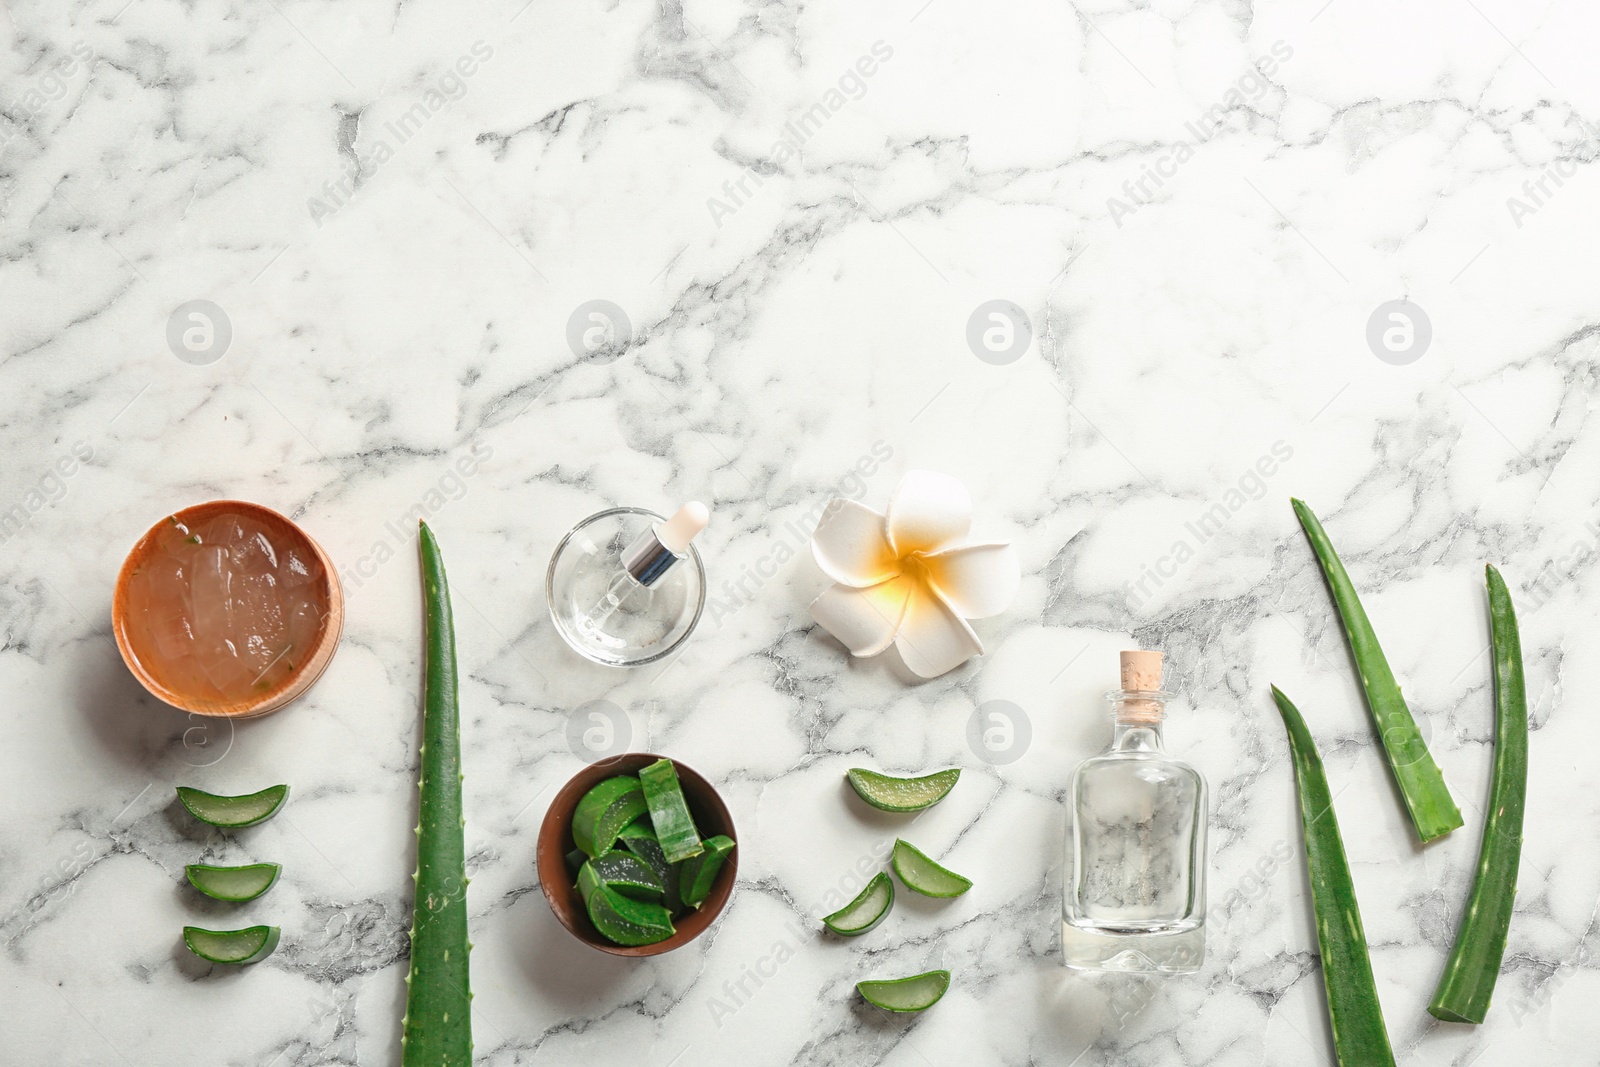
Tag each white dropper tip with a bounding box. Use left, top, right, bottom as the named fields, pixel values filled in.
left=657, top=501, right=710, bottom=555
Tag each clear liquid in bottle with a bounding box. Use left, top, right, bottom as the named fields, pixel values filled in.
left=1062, top=650, right=1207, bottom=973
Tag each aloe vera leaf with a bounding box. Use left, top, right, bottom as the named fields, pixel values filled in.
left=1291, top=499, right=1463, bottom=842
left=1428, top=565, right=1529, bottom=1023
left=1272, top=686, right=1397, bottom=1067
left=402, top=523, right=472, bottom=1066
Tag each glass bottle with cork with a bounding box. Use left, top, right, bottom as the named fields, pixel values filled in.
left=1061, top=650, right=1208, bottom=973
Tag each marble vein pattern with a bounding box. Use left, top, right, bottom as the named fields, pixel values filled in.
left=1, top=0, right=1597, bottom=1064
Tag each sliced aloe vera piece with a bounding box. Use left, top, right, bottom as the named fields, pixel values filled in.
left=679, top=835, right=735, bottom=909
left=583, top=851, right=664, bottom=903
left=185, top=862, right=281, bottom=902
left=584, top=881, right=675, bottom=947
left=823, top=871, right=894, bottom=935
left=1428, top=565, right=1529, bottom=1024
left=638, top=759, right=703, bottom=864
left=891, top=839, right=972, bottom=898
left=857, top=969, right=950, bottom=1012
left=183, top=925, right=280, bottom=965
left=847, top=768, right=960, bottom=812
left=572, top=776, right=647, bottom=858
left=176, top=785, right=289, bottom=828
left=620, top=827, right=684, bottom=913
left=1291, top=499, right=1462, bottom=843
left=1272, top=686, right=1397, bottom=1066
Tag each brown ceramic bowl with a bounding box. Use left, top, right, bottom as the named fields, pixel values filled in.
left=112, top=499, right=343, bottom=718
left=538, top=753, right=738, bottom=957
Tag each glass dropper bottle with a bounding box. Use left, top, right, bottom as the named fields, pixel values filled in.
left=578, top=501, right=709, bottom=636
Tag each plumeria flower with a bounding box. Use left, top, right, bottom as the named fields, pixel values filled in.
left=809, top=470, right=1020, bottom=678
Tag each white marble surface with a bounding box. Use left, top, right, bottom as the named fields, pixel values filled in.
left=2, top=0, right=1598, bottom=1063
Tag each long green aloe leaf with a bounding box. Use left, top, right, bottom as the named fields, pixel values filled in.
left=402, top=522, right=472, bottom=1065
left=1272, top=686, right=1397, bottom=1067
left=1428, top=565, right=1528, bottom=1023
left=1292, top=499, right=1463, bottom=842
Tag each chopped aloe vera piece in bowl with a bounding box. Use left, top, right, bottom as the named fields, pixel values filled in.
left=679, top=836, right=736, bottom=909
left=891, top=839, right=972, bottom=898
left=847, top=768, right=960, bottom=812
left=584, top=881, right=675, bottom=947
left=185, top=862, right=281, bottom=902
left=639, top=759, right=703, bottom=864
left=176, top=785, right=289, bottom=827
left=617, top=820, right=655, bottom=844
left=571, top=776, right=647, bottom=858
left=823, top=871, right=894, bottom=935
left=857, top=969, right=950, bottom=1012
left=620, top=828, right=684, bottom=914
left=582, top=851, right=665, bottom=903
left=183, top=925, right=280, bottom=965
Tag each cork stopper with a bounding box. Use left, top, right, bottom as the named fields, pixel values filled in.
left=1120, top=650, right=1163, bottom=692
left=1117, top=650, right=1164, bottom=725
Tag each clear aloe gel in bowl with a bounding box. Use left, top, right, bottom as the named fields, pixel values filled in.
left=547, top=504, right=709, bottom=667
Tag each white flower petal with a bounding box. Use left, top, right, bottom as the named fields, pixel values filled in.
left=809, top=575, right=915, bottom=657
left=923, top=542, right=1020, bottom=620
left=893, top=585, right=984, bottom=678
left=810, top=499, right=901, bottom=588
left=886, top=470, right=972, bottom=556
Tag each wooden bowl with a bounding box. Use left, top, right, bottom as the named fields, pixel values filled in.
left=537, top=753, right=738, bottom=957
left=112, top=500, right=343, bottom=718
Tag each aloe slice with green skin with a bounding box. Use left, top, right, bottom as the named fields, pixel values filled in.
left=822, top=871, right=894, bottom=935
left=1428, top=565, right=1529, bottom=1024
left=572, top=776, right=647, bottom=858
left=846, top=768, right=961, bottom=812
left=185, top=862, right=281, bottom=902
left=582, top=850, right=664, bottom=903
left=1272, top=686, right=1397, bottom=1067
left=857, top=969, right=950, bottom=1012
left=638, top=759, right=703, bottom=864
left=584, top=880, right=676, bottom=946
left=620, top=826, right=684, bottom=913
left=402, top=523, right=471, bottom=1066
left=1291, top=499, right=1463, bottom=843
left=176, top=785, right=289, bottom=828
left=679, top=835, right=736, bottom=909
left=891, top=839, right=972, bottom=898
left=183, top=925, right=280, bottom=965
